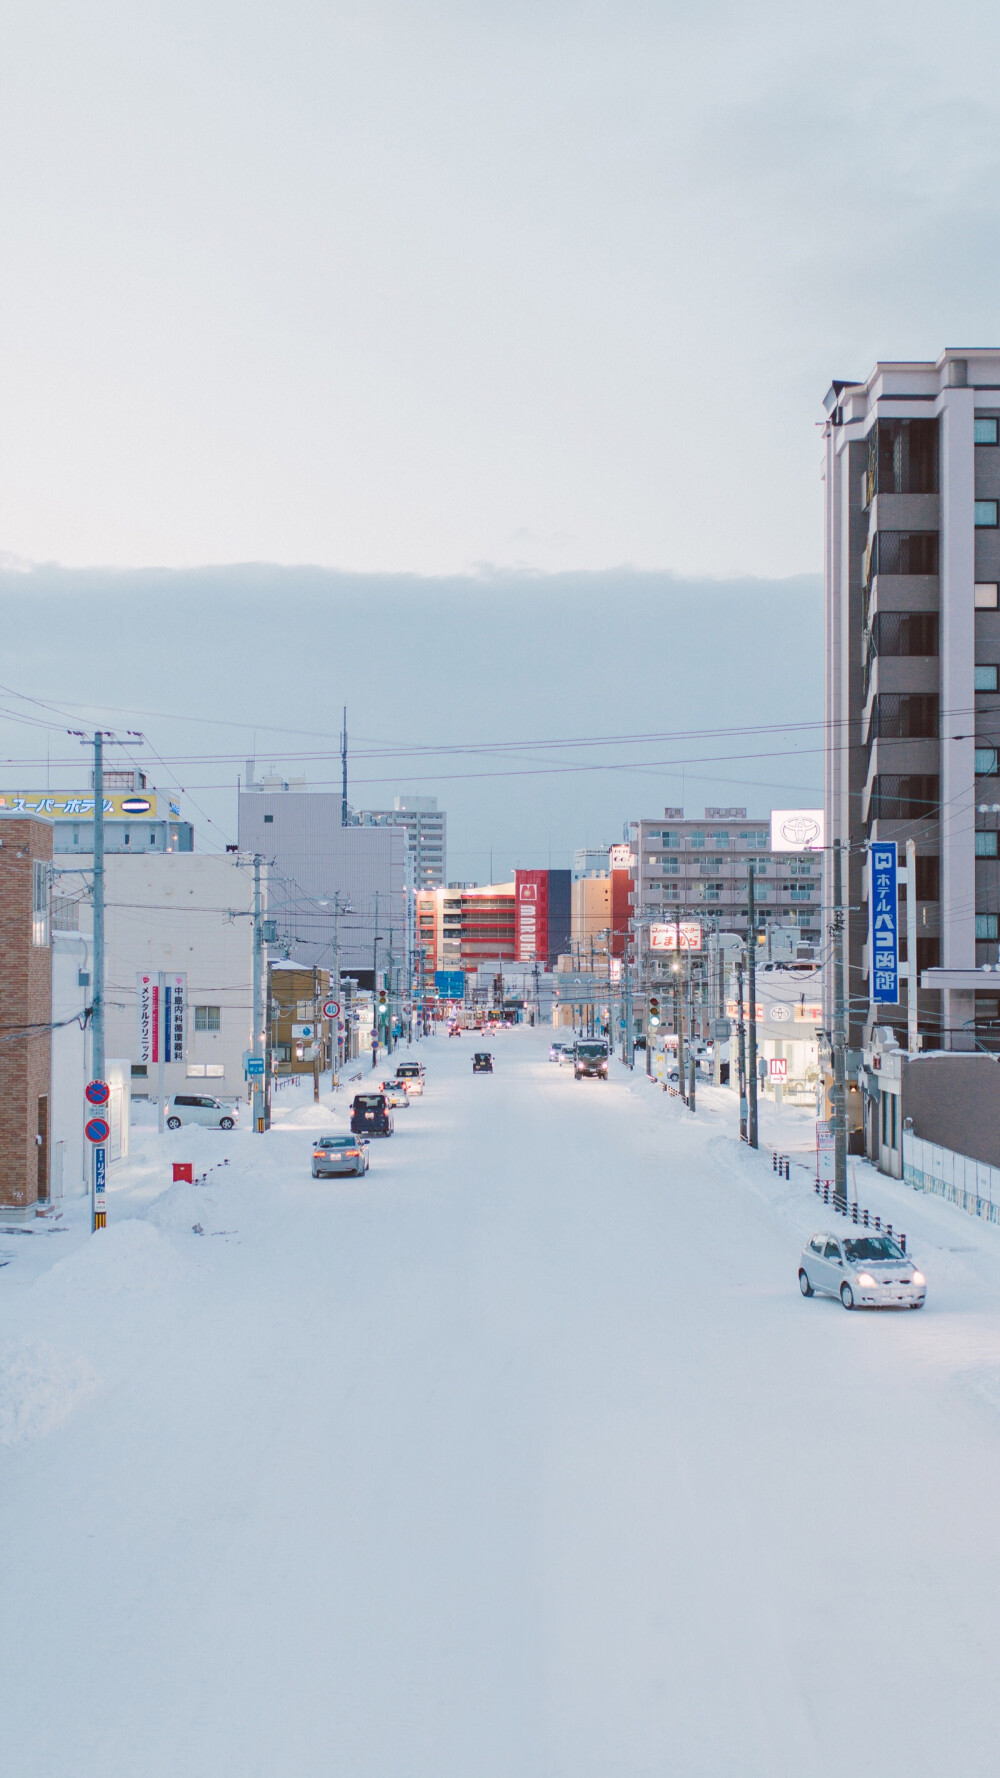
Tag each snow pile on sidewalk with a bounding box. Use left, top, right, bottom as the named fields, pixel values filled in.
left=0, top=1337, right=99, bottom=1447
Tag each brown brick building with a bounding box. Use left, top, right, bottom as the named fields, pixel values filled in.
left=0, top=815, right=53, bottom=1215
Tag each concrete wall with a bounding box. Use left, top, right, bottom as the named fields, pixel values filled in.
left=238, top=791, right=407, bottom=976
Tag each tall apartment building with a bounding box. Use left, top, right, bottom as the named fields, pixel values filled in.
left=823, top=349, right=1000, bottom=1053
left=629, top=809, right=822, bottom=947
left=359, top=796, right=446, bottom=889
left=415, top=869, right=570, bottom=987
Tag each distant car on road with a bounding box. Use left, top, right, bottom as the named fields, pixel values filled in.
left=549, top=1040, right=570, bottom=1062
left=798, top=1231, right=925, bottom=1310
left=166, top=1093, right=238, bottom=1131
left=395, top=1062, right=425, bottom=1095
left=312, top=1136, right=370, bottom=1178
left=472, top=1052, right=493, bottom=1072
left=573, top=1040, right=609, bottom=1080
left=379, top=1080, right=411, bottom=1108
left=350, top=1093, right=394, bottom=1137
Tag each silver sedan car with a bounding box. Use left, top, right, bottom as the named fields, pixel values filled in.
left=798, top=1230, right=926, bottom=1310
left=311, top=1136, right=370, bottom=1178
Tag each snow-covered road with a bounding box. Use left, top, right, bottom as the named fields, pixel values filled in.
left=4, top=1029, right=1000, bottom=1777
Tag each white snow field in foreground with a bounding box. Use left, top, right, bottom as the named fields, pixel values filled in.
left=3, top=1029, right=1000, bottom=1777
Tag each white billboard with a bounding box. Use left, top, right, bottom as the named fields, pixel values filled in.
left=650, top=921, right=703, bottom=952
left=608, top=844, right=634, bottom=870
left=770, top=809, right=825, bottom=853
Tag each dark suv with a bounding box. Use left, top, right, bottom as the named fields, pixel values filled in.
left=573, top=1040, right=609, bottom=1080
left=350, top=1093, right=394, bottom=1136
left=472, top=1052, right=493, bottom=1072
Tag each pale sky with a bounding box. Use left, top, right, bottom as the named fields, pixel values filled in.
left=4, top=0, right=1000, bottom=578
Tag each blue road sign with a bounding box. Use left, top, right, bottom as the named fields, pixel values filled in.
left=85, top=1116, right=111, bottom=1144
left=870, top=841, right=899, bottom=1004
left=246, top=1056, right=265, bottom=1078
left=434, top=970, right=465, bottom=999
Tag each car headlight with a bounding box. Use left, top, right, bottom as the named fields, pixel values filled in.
left=911, top=1271, right=926, bottom=1286
left=856, top=1273, right=877, bottom=1287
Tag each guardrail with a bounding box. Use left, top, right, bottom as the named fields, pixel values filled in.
left=903, top=1131, right=1000, bottom=1226
left=812, top=1177, right=906, bottom=1251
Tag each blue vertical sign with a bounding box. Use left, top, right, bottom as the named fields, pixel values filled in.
left=870, top=841, right=899, bottom=1003
left=93, top=1144, right=107, bottom=1230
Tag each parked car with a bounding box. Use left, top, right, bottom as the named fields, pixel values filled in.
left=798, top=1231, right=926, bottom=1310
left=379, top=1080, right=411, bottom=1107
left=573, top=1040, right=609, bottom=1080
left=472, top=1052, right=493, bottom=1072
left=166, top=1094, right=238, bottom=1131
left=312, top=1135, right=370, bottom=1178
left=395, top=1062, right=425, bottom=1095
left=350, top=1093, right=394, bottom=1137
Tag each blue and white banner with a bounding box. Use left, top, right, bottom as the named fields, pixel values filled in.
left=870, top=842, right=899, bottom=1004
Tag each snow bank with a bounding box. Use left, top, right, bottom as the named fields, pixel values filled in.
left=0, top=1338, right=99, bottom=1447
left=35, top=1217, right=184, bottom=1300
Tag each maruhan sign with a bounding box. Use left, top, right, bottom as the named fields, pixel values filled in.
left=770, top=809, right=824, bottom=853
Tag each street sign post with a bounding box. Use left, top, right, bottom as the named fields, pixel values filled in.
left=322, top=999, right=341, bottom=1020
left=85, top=1079, right=110, bottom=1106
left=93, top=1145, right=107, bottom=1230
left=245, top=1056, right=265, bottom=1079
left=85, top=1116, right=111, bottom=1144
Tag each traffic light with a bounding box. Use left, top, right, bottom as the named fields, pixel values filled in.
left=378, top=988, right=387, bottom=1017
left=649, top=995, right=660, bottom=1028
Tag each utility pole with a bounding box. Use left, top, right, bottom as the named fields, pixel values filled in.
left=332, top=893, right=342, bottom=1081
left=832, top=840, right=848, bottom=1208
left=906, top=837, right=918, bottom=1055
left=747, top=861, right=758, bottom=1148
left=91, top=732, right=107, bottom=1229
left=736, top=958, right=748, bottom=1141
left=252, top=854, right=265, bottom=1131
left=371, top=891, right=380, bottom=1069
left=340, top=707, right=348, bottom=826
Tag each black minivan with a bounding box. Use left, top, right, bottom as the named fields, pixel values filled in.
left=350, top=1093, right=394, bottom=1136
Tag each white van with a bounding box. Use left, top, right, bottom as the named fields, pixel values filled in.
left=166, top=1094, right=238, bottom=1131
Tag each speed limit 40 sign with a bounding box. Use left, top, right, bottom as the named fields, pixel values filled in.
left=322, top=999, right=341, bottom=1020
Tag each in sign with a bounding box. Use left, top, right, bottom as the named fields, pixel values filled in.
left=85, top=1116, right=111, bottom=1144
left=769, top=1058, right=788, bottom=1079
left=85, top=1079, right=110, bottom=1106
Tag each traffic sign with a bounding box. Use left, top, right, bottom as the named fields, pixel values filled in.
left=322, top=1000, right=341, bottom=1020
left=245, top=1056, right=265, bottom=1078
left=769, top=1058, right=788, bottom=1079
left=93, top=1144, right=107, bottom=1230
left=85, top=1079, right=110, bottom=1106
left=85, top=1116, right=111, bottom=1144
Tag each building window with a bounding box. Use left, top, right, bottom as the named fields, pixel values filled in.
left=976, top=748, right=999, bottom=775
left=689, top=832, right=705, bottom=849
left=975, top=417, right=1000, bottom=446
left=975, top=664, right=999, bottom=692
left=707, top=831, right=730, bottom=848
left=32, top=860, right=49, bottom=947
left=915, top=855, right=940, bottom=899
left=976, top=582, right=1000, bottom=609
left=976, top=831, right=999, bottom=857
left=264, top=813, right=273, bottom=823
left=976, top=914, right=999, bottom=940
left=871, top=530, right=940, bottom=574
left=131, top=1064, right=148, bottom=1077
left=194, top=1005, right=221, bottom=1031
left=186, top=1063, right=226, bottom=1078
left=975, top=501, right=999, bottom=528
